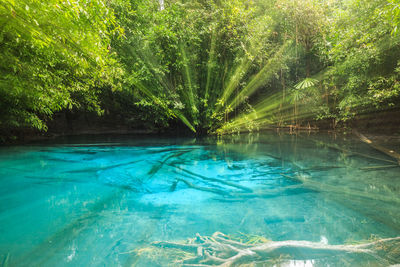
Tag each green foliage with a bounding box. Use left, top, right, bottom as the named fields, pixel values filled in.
left=388, top=0, right=400, bottom=35
left=110, top=0, right=287, bottom=133
left=294, top=78, right=319, bottom=90
left=0, top=0, right=121, bottom=137
left=1, top=0, right=400, bottom=139
left=315, top=0, right=400, bottom=121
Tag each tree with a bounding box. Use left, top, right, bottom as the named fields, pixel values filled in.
left=0, top=0, right=121, bottom=139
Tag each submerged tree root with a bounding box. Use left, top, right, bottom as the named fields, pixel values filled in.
left=169, top=164, right=253, bottom=193
left=148, top=150, right=194, bottom=178
left=152, top=232, right=400, bottom=266
left=174, top=178, right=306, bottom=200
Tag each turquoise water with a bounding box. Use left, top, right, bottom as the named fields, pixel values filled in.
left=0, top=133, right=399, bottom=266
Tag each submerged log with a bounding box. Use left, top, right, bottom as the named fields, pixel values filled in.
left=300, top=165, right=344, bottom=172
left=354, top=130, right=400, bottom=165
left=359, top=165, right=399, bottom=171
left=152, top=232, right=400, bottom=266
left=65, top=160, right=140, bottom=173
left=280, top=173, right=400, bottom=205
left=308, top=137, right=397, bottom=164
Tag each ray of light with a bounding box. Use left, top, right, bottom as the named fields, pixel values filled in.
left=180, top=43, right=196, bottom=113
left=216, top=31, right=276, bottom=112
left=219, top=91, right=284, bottom=130
left=226, top=41, right=290, bottom=111
left=132, top=79, right=196, bottom=132
left=127, top=42, right=173, bottom=93
left=205, top=30, right=216, bottom=100
left=219, top=57, right=253, bottom=108
left=123, top=38, right=197, bottom=132
left=216, top=90, right=317, bottom=133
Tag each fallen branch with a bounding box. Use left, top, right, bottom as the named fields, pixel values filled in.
left=152, top=232, right=400, bottom=266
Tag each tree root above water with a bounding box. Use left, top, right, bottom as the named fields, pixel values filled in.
left=152, top=232, right=400, bottom=266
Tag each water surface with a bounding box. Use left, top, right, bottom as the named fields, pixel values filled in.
left=0, top=133, right=399, bottom=266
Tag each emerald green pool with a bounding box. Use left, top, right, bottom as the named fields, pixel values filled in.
left=0, top=133, right=399, bottom=266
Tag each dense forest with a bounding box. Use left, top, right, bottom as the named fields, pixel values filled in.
left=1, top=0, right=400, bottom=141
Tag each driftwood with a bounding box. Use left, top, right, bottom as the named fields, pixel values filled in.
left=354, top=130, right=400, bottom=165
left=152, top=232, right=400, bottom=266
